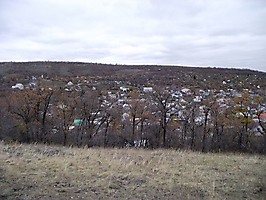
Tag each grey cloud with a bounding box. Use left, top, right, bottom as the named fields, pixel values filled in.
left=0, top=0, right=265, bottom=71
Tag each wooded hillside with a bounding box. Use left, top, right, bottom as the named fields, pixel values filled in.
left=0, top=62, right=265, bottom=153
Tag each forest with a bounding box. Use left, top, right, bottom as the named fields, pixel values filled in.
left=0, top=61, right=265, bottom=153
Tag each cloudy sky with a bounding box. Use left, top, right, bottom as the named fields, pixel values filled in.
left=1, top=0, right=266, bottom=72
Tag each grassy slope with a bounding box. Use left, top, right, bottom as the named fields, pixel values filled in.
left=0, top=142, right=265, bottom=200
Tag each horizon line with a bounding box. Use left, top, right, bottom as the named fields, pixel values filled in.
left=0, top=60, right=264, bottom=73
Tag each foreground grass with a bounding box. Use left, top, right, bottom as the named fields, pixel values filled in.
left=0, top=142, right=265, bottom=200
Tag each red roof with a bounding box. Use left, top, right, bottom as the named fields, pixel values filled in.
left=259, top=113, right=266, bottom=120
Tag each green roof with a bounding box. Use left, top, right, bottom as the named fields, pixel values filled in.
left=74, top=119, right=83, bottom=125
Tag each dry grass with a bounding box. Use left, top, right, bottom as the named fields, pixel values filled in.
left=0, top=142, right=265, bottom=200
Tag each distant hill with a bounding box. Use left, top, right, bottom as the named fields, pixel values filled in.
left=0, top=61, right=265, bottom=77
left=0, top=61, right=265, bottom=91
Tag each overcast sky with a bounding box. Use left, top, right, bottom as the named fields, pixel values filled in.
left=1, top=0, right=266, bottom=72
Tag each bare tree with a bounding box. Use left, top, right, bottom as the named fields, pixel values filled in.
left=7, top=89, right=39, bottom=142
left=234, top=90, right=253, bottom=149
left=53, top=89, right=77, bottom=146
left=152, top=89, right=175, bottom=147
left=35, top=88, right=53, bottom=143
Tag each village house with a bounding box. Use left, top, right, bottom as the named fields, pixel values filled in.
left=143, top=87, right=153, bottom=92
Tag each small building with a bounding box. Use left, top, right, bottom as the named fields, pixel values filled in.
left=143, top=87, right=153, bottom=92
left=67, top=81, right=74, bottom=86
left=118, top=99, right=126, bottom=105
left=74, top=119, right=83, bottom=126
left=120, top=86, right=129, bottom=92
left=12, top=83, right=24, bottom=90
left=181, top=88, right=191, bottom=95
left=259, top=113, right=266, bottom=122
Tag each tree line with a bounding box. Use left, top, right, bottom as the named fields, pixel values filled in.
left=0, top=86, right=265, bottom=153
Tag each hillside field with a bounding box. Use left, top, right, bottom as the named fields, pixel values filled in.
left=0, top=141, right=265, bottom=200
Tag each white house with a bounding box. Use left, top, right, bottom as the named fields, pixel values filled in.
left=181, top=88, right=191, bottom=95
left=120, top=86, right=129, bottom=92
left=143, top=87, right=153, bottom=92
left=67, top=81, right=74, bottom=86
left=12, top=83, right=24, bottom=90
left=118, top=99, right=126, bottom=105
